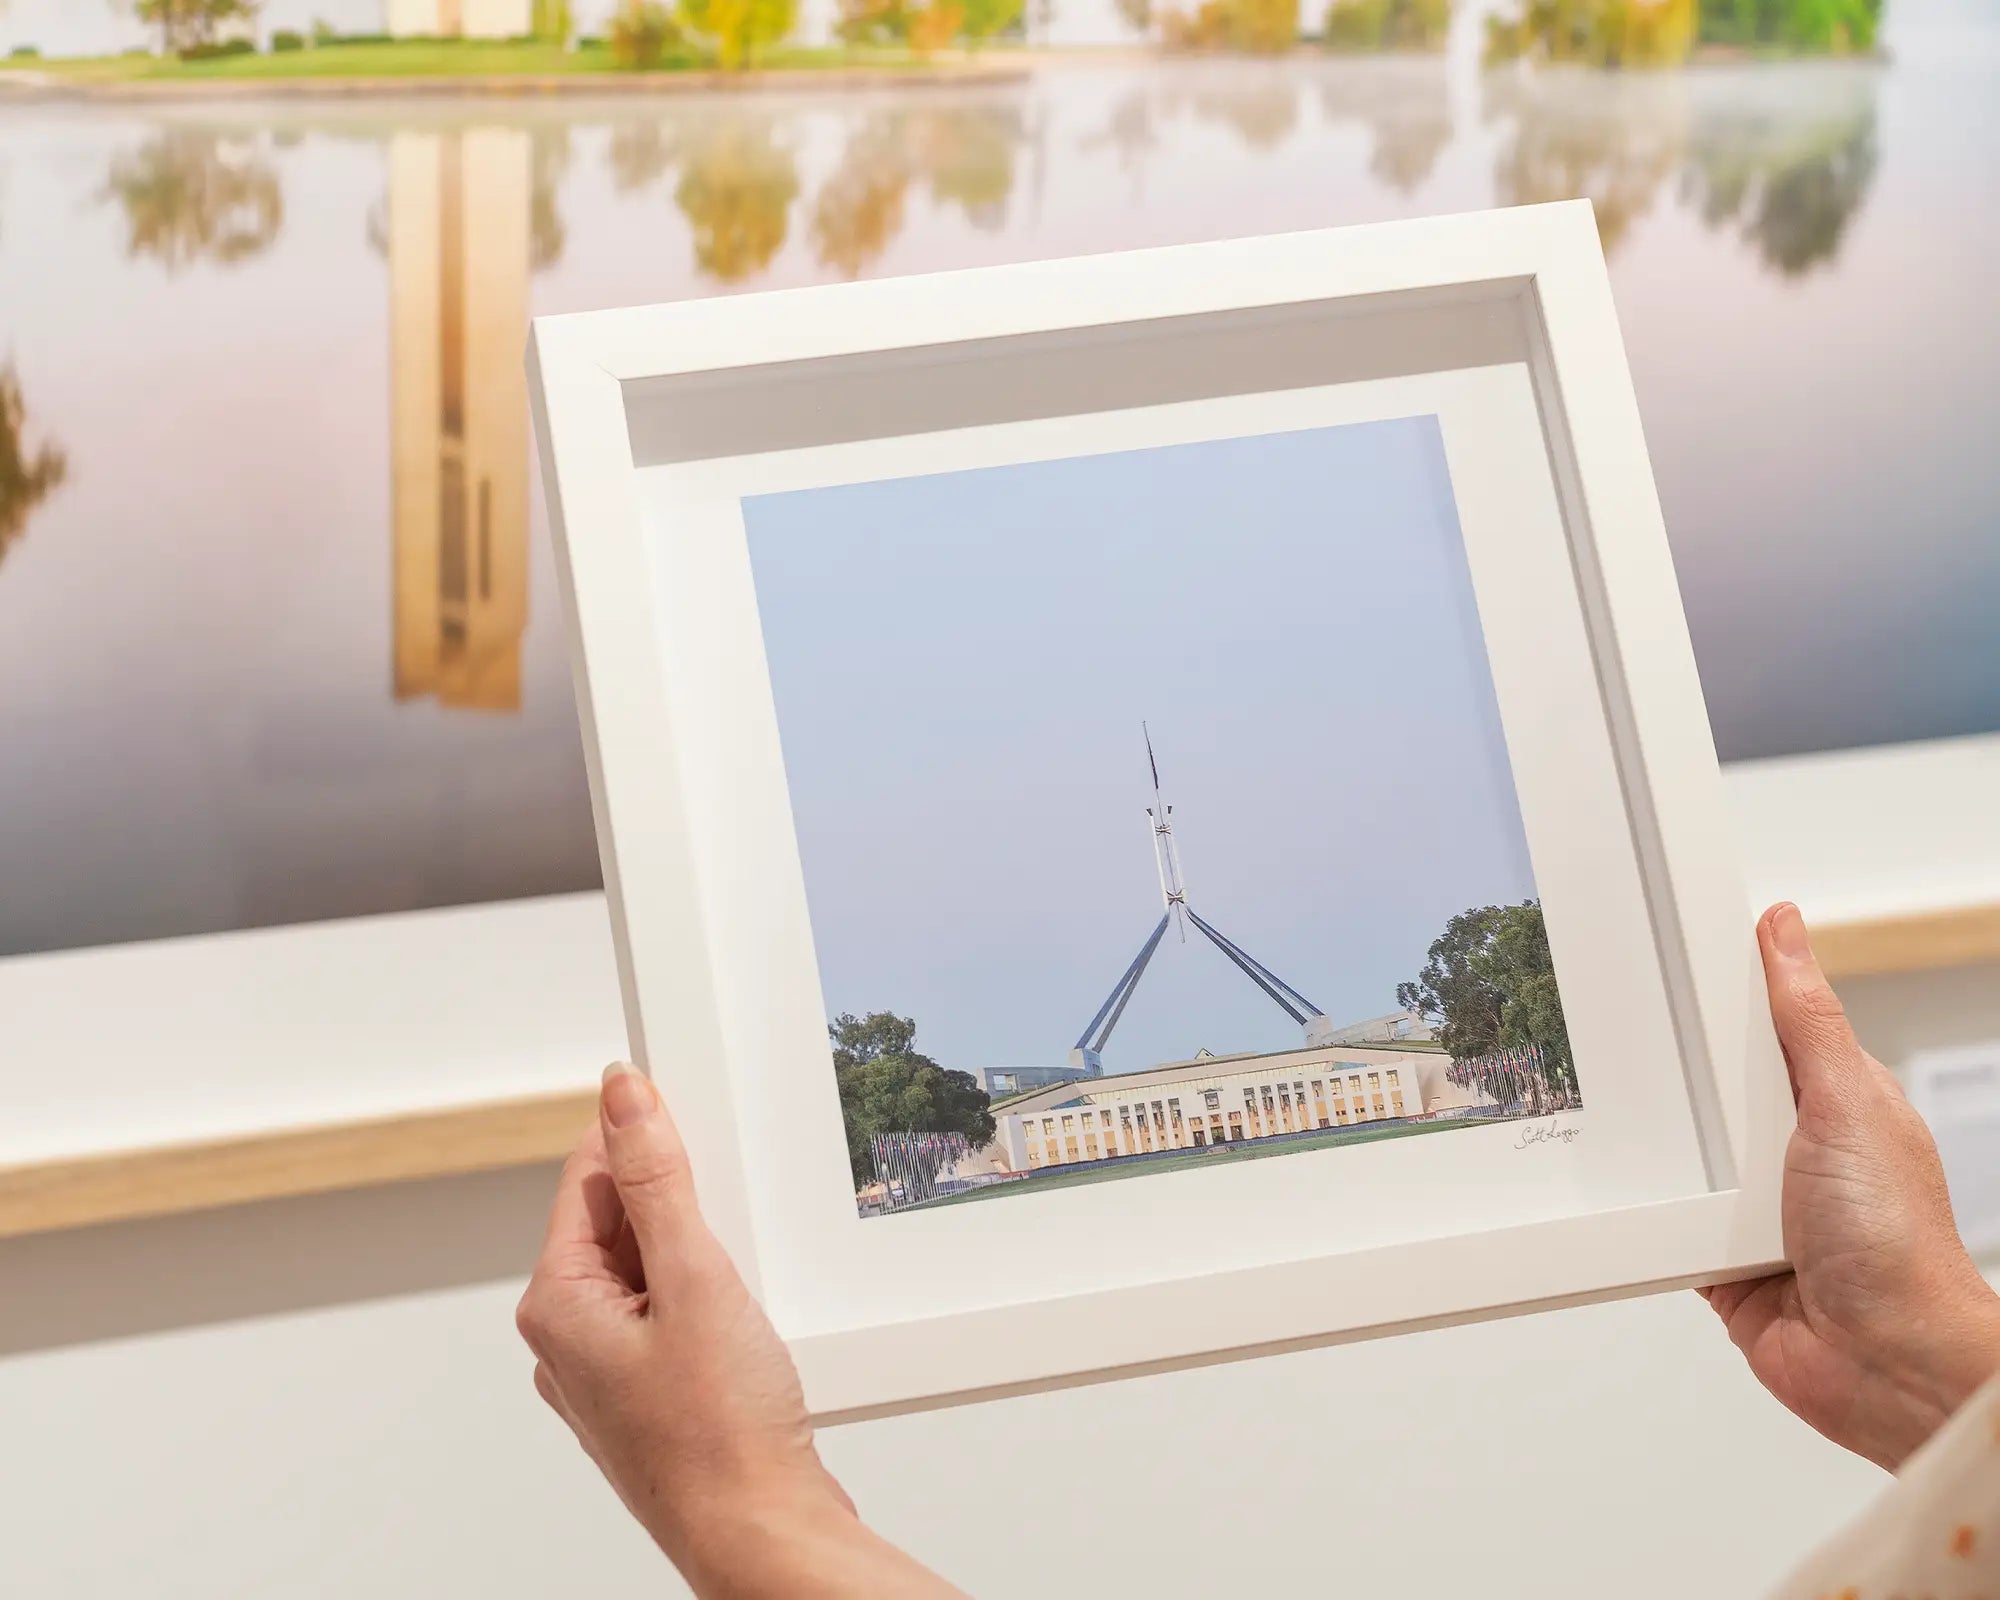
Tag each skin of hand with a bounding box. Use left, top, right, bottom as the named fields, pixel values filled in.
left=1704, top=902, right=2000, bottom=1472
left=516, top=1065, right=966, bottom=1600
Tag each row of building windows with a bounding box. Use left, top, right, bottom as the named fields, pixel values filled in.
left=1023, top=1074, right=1410, bottom=1168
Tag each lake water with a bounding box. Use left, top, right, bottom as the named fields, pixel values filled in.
left=1, top=13, right=1995, bottom=954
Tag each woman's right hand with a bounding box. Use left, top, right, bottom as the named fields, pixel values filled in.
left=1703, top=903, right=2000, bottom=1471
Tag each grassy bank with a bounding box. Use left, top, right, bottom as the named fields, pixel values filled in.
left=0, top=37, right=1003, bottom=87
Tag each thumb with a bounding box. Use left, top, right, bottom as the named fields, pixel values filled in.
left=1757, top=902, right=1867, bottom=1135
left=598, top=1062, right=702, bottom=1289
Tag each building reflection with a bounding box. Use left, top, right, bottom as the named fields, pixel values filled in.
left=0, top=362, right=67, bottom=570
left=388, top=127, right=530, bottom=712
left=99, top=129, right=284, bottom=271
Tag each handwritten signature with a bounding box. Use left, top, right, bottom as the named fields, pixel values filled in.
left=1513, top=1116, right=1582, bottom=1150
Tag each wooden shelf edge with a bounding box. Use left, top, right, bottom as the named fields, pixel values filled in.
left=2, top=902, right=1992, bottom=1241
left=1814, top=903, right=2000, bottom=982
left=0, top=1087, right=598, bottom=1241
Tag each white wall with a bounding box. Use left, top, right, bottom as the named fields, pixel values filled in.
left=4, top=960, right=1997, bottom=1599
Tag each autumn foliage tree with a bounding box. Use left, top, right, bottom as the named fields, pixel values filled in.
left=678, top=0, right=797, bottom=67
left=831, top=1011, right=995, bottom=1187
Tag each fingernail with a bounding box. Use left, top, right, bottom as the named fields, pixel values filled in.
left=601, top=1062, right=657, bottom=1129
left=1770, top=903, right=1812, bottom=963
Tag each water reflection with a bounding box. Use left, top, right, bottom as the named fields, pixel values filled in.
left=0, top=35, right=1993, bottom=953
left=0, top=363, right=66, bottom=569
left=811, top=101, right=1023, bottom=275
left=98, top=128, right=284, bottom=270
left=1483, top=60, right=1880, bottom=269
left=1484, top=66, right=1689, bottom=252
left=388, top=128, right=531, bottom=711
left=1681, top=71, right=1879, bottom=275
left=677, top=115, right=801, bottom=282
left=1315, top=60, right=1452, bottom=191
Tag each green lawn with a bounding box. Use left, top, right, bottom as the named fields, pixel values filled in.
left=906, top=1116, right=1505, bottom=1211
left=0, top=38, right=987, bottom=84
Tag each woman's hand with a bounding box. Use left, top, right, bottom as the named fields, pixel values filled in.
left=516, top=1064, right=965, bottom=1598
left=1704, top=903, right=2000, bottom=1471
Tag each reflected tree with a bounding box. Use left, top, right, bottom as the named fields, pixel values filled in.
left=529, top=123, right=573, bottom=272
left=1482, top=66, right=1689, bottom=254
left=811, top=103, right=1022, bottom=278
left=0, top=362, right=67, bottom=572
left=607, top=116, right=679, bottom=195
left=811, top=116, right=912, bottom=278
left=675, top=115, right=800, bottom=282
left=1185, top=77, right=1302, bottom=150
left=1317, top=59, right=1452, bottom=192
left=913, top=103, right=1021, bottom=227
left=99, top=128, right=284, bottom=272
left=1682, top=72, right=1879, bottom=275
left=1078, top=86, right=1162, bottom=187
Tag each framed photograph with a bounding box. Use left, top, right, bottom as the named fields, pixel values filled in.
left=529, top=200, right=1793, bottom=1423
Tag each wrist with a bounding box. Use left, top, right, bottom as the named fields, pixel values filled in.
left=1880, top=1265, right=2000, bottom=1462
left=669, top=1469, right=863, bottom=1598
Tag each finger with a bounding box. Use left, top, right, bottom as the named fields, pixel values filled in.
left=534, top=1119, right=632, bottom=1288
left=599, top=1062, right=705, bottom=1293
left=1757, top=903, right=1867, bottom=1133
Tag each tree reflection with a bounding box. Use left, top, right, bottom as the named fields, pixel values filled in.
left=1079, top=86, right=1161, bottom=190
left=811, top=103, right=1023, bottom=279
left=99, top=129, right=284, bottom=272
left=0, top=363, right=67, bottom=572
left=607, top=118, right=678, bottom=195
left=529, top=124, right=573, bottom=272
left=1483, top=60, right=1882, bottom=271
left=676, top=115, right=800, bottom=283
left=1317, top=59, right=1452, bottom=192
left=1483, top=66, right=1690, bottom=254
left=1184, top=77, right=1301, bottom=150
left=1681, top=71, right=1879, bottom=276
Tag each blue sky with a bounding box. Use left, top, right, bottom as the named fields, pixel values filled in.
left=742, top=416, right=1539, bottom=1079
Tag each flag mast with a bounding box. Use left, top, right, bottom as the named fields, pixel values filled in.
left=1069, top=727, right=1333, bottom=1076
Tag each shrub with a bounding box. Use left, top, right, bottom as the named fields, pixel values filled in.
left=270, top=28, right=306, bottom=50
left=610, top=0, right=680, bottom=66
left=1484, top=0, right=1694, bottom=66
left=178, top=37, right=258, bottom=59
left=1161, top=0, right=1295, bottom=51
left=678, top=0, right=798, bottom=67
left=8, top=44, right=40, bottom=58
left=1699, top=0, right=1880, bottom=52
left=534, top=0, right=576, bottom=43
left=1324, top=0, right=1449, bottom=49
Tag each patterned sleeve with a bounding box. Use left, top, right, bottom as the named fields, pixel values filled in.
left=1770, top=1373, right=2000, bottom=1599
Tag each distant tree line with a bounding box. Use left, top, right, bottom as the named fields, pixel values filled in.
left=1486, top=0, right=1881, bottom=68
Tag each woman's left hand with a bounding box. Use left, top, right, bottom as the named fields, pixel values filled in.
left=516, top=1063, right=963, bottom=1599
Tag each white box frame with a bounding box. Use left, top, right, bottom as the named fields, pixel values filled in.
left=529, top=201, right=1794, bottom=1423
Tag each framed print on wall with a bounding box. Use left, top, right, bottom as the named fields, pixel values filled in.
left=529, top=201, right=1794, bottom=1423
